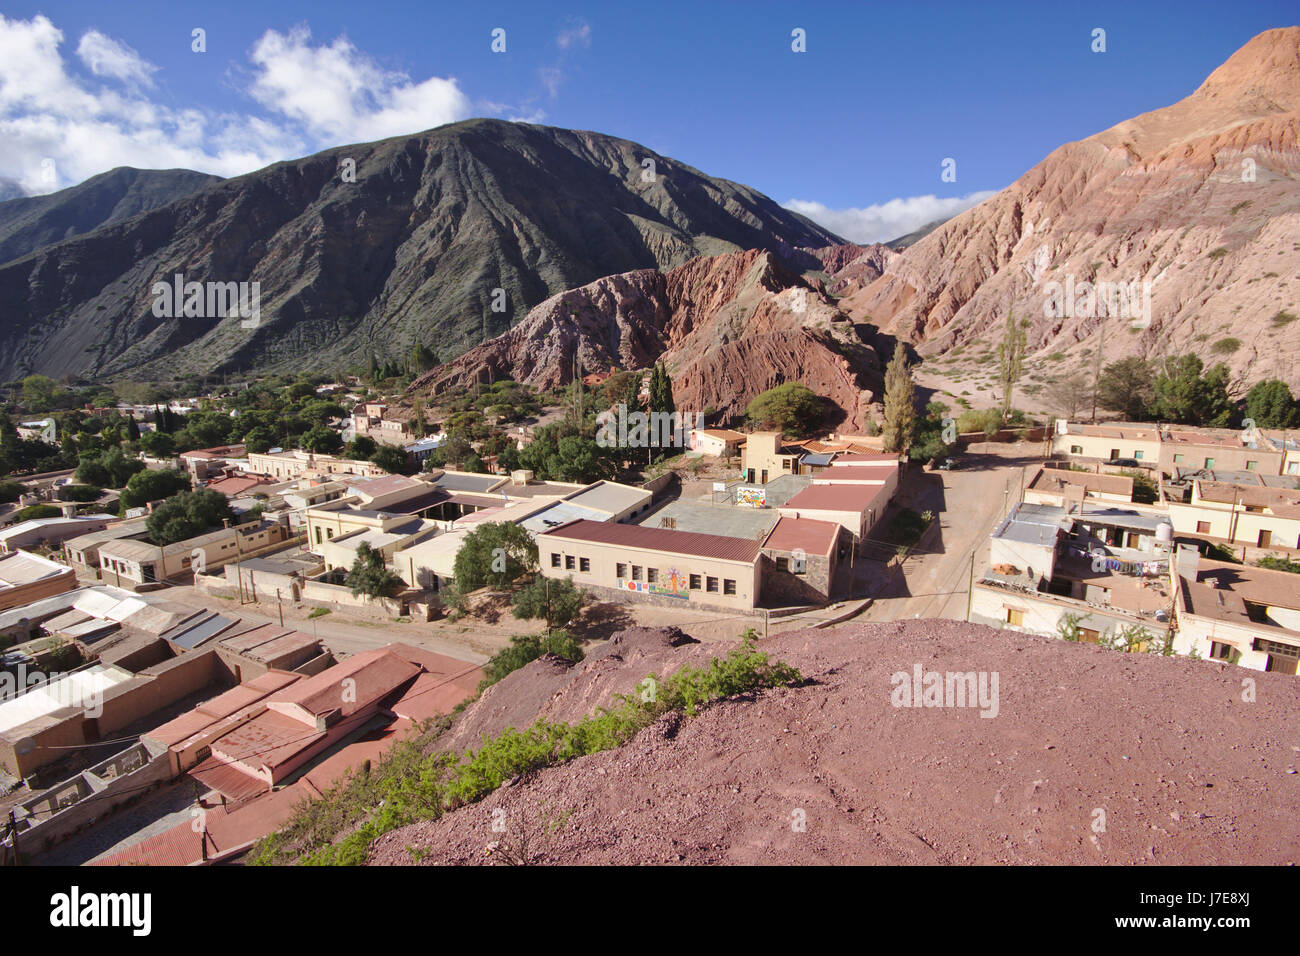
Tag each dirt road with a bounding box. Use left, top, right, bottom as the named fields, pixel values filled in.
left=860, top=443, right=1040, bottom=624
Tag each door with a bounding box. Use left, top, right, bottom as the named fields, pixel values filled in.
left=1109, top=448, right=1120, bottom=460
left=1266, top=654, right=1299, bottom=675
left=1258, top=529, right=1272, bottom=547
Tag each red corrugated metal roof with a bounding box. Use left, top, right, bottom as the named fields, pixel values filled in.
left=542, top=519, right=760, bottom=562
left=783, top=483, right=887, bottom=513
left=761, top=516, right=840, bottom=555
left=190, top=755, right=270, bottom=802
left=270, top=649, right=420, bottom=719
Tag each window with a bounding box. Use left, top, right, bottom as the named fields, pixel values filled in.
left=723, top=579, right=736, bottom=595
left=579, top=557, right=590, bottom=573
left=776, top=556, right=789, bottom=571
left=1173, top=454, right=1185, bottom=464
left=1006, top=608, right=1024, bottom=626
left=551, top=553, right=561, bottom=568
left=647, top=568, right=658, bottom=584
left=1134, top=450, right=1144, bottom=460
left=565, top=555, right=576, bottom=570
left=1196, top=521, right=1211, bottom=533
left=631, top=565, right=643, bottom=581
left=1204, top=457, right=1215, bottom=469
left=1078, top=628, right=1101, bottom=645
left=706, top=576, right=719, bottom=593
left=1070, top=445, right=1083, bottom=455
left=315, top=527, right=323, bottom=545
left=616, top=563, right=628, bottom=579
left=1246, top=460, right=1258, bottom=471
left=689, top=574, right=702, bottom=590
left=1209, top=641, right=1234, bottom=661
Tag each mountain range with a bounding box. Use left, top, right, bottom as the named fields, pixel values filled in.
left=1, top=27, right=1296, bottom=424
left=843, top=26, right=1300, bottom=392
left=0, top=120, right=839, bottom=382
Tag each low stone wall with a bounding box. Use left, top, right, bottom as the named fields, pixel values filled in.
left=579, top=581, right=762, bottom=618
left=4, top=740, right=170, bottom=860
left=301, top=579, right=405, bottom=614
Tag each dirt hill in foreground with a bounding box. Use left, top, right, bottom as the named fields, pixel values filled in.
left=370, top=620, right=1299, bottom=865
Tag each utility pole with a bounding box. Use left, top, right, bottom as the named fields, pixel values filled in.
left=966, top=550, right=976, bottom=621
left=7, top=809, right=19, bottom=866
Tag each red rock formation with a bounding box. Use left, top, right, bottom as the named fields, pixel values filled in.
left=408, top=249, right=882, bottom=429
left=844, top=27, right=1300, bottom=391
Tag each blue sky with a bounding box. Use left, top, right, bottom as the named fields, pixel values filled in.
left=1, top=1, right=1296, bottom=241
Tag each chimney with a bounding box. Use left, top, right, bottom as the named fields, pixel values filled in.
left=1176, top=543, right=1199, bottom=583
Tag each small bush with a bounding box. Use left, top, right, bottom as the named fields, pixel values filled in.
left=1206, top=247, right=1229, bottom=260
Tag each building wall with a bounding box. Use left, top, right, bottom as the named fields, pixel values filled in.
left=1160, top=444, right=1283, bottom=477
left=1, top=519, right=112, bottom=554
left=1167, top=501, right=1300, bottom=548
left=539, top=537, right=760, bottom=611
left=969, top=582, right=1170, bottom=645
left=776, top=504, right=875, bottom=552
left=741, top=434, right=798, bottom=483
left=1171, top=611, right=1291, bottom=672
left=0, top=566, right=76, bottom=612
left=1052, top=431, right=1161, bottom=463
left=758, top=546, right=837, bottom=606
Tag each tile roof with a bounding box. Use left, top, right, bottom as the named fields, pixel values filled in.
left=542, top=519, right=760, bottom=562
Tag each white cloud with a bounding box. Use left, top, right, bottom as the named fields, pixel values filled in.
left=76, top=29, right=157, bottom=86
left=784, top=191, right=998, bottom=243
left=0, top=15, right=475, bottom=195
left=245, top=25, right=471, bottom=143
left=557, top=22, right=592, bottom=50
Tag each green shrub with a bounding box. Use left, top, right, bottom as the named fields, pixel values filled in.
left=256, top=637, right=801, bottom=866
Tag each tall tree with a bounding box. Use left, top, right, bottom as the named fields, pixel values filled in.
left=1097, top=356, right=1154, bottom=421
left=996, top=308, right=1026, bottom=422
left=881, top=342, right=916, bottom=455
left=1244, top=379, right=1299, bottom=428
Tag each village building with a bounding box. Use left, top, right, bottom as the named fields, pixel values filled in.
left=1166, top=479, right=1300, bottom=550
left=0, top=515, right=118, bottom=555
left=968, top=501, right=1175, bottom=647
left=0, top=550, right=77, bottom=612
left=1172, top=547, right=1300, bottom=675
left=539, top=519, right=761, bottom=612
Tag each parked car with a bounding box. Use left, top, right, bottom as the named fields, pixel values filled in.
left=937, top=457, right=963, bottom=470
left=1108, top=457, right=1141, bottom=468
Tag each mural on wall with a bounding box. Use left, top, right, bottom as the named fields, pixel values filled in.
left=619, top=566, right=690, bottom=600
left=736, top=487, right=767, bottom=508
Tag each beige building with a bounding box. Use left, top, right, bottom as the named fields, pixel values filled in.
left=1173, top=548, right=1300, bottom=675
left=318, top=518, right=440, bottom=573
left=97, top=521, right=291, bottom=586
left=247, top=449, right=387, bottom=481
left=539, top=519, right=760, bottom=612
left=779, top=480, right=894, bottom=552
left=688, top=428, right=745, bottom=458
left=1160, top=428, right=1284, bottom=477
left=1052, top=421, right=1161, bottom=465
left=1024, top=467, right=1135, bottom=506
left=740, top=432, right=801, bottom=484
left=1167, top=480, right=1300, bottom=549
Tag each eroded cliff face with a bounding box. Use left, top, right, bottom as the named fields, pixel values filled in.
left=410, top=248, right=883, bottom=430
left=843, top=27, right=1300, bottom=390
